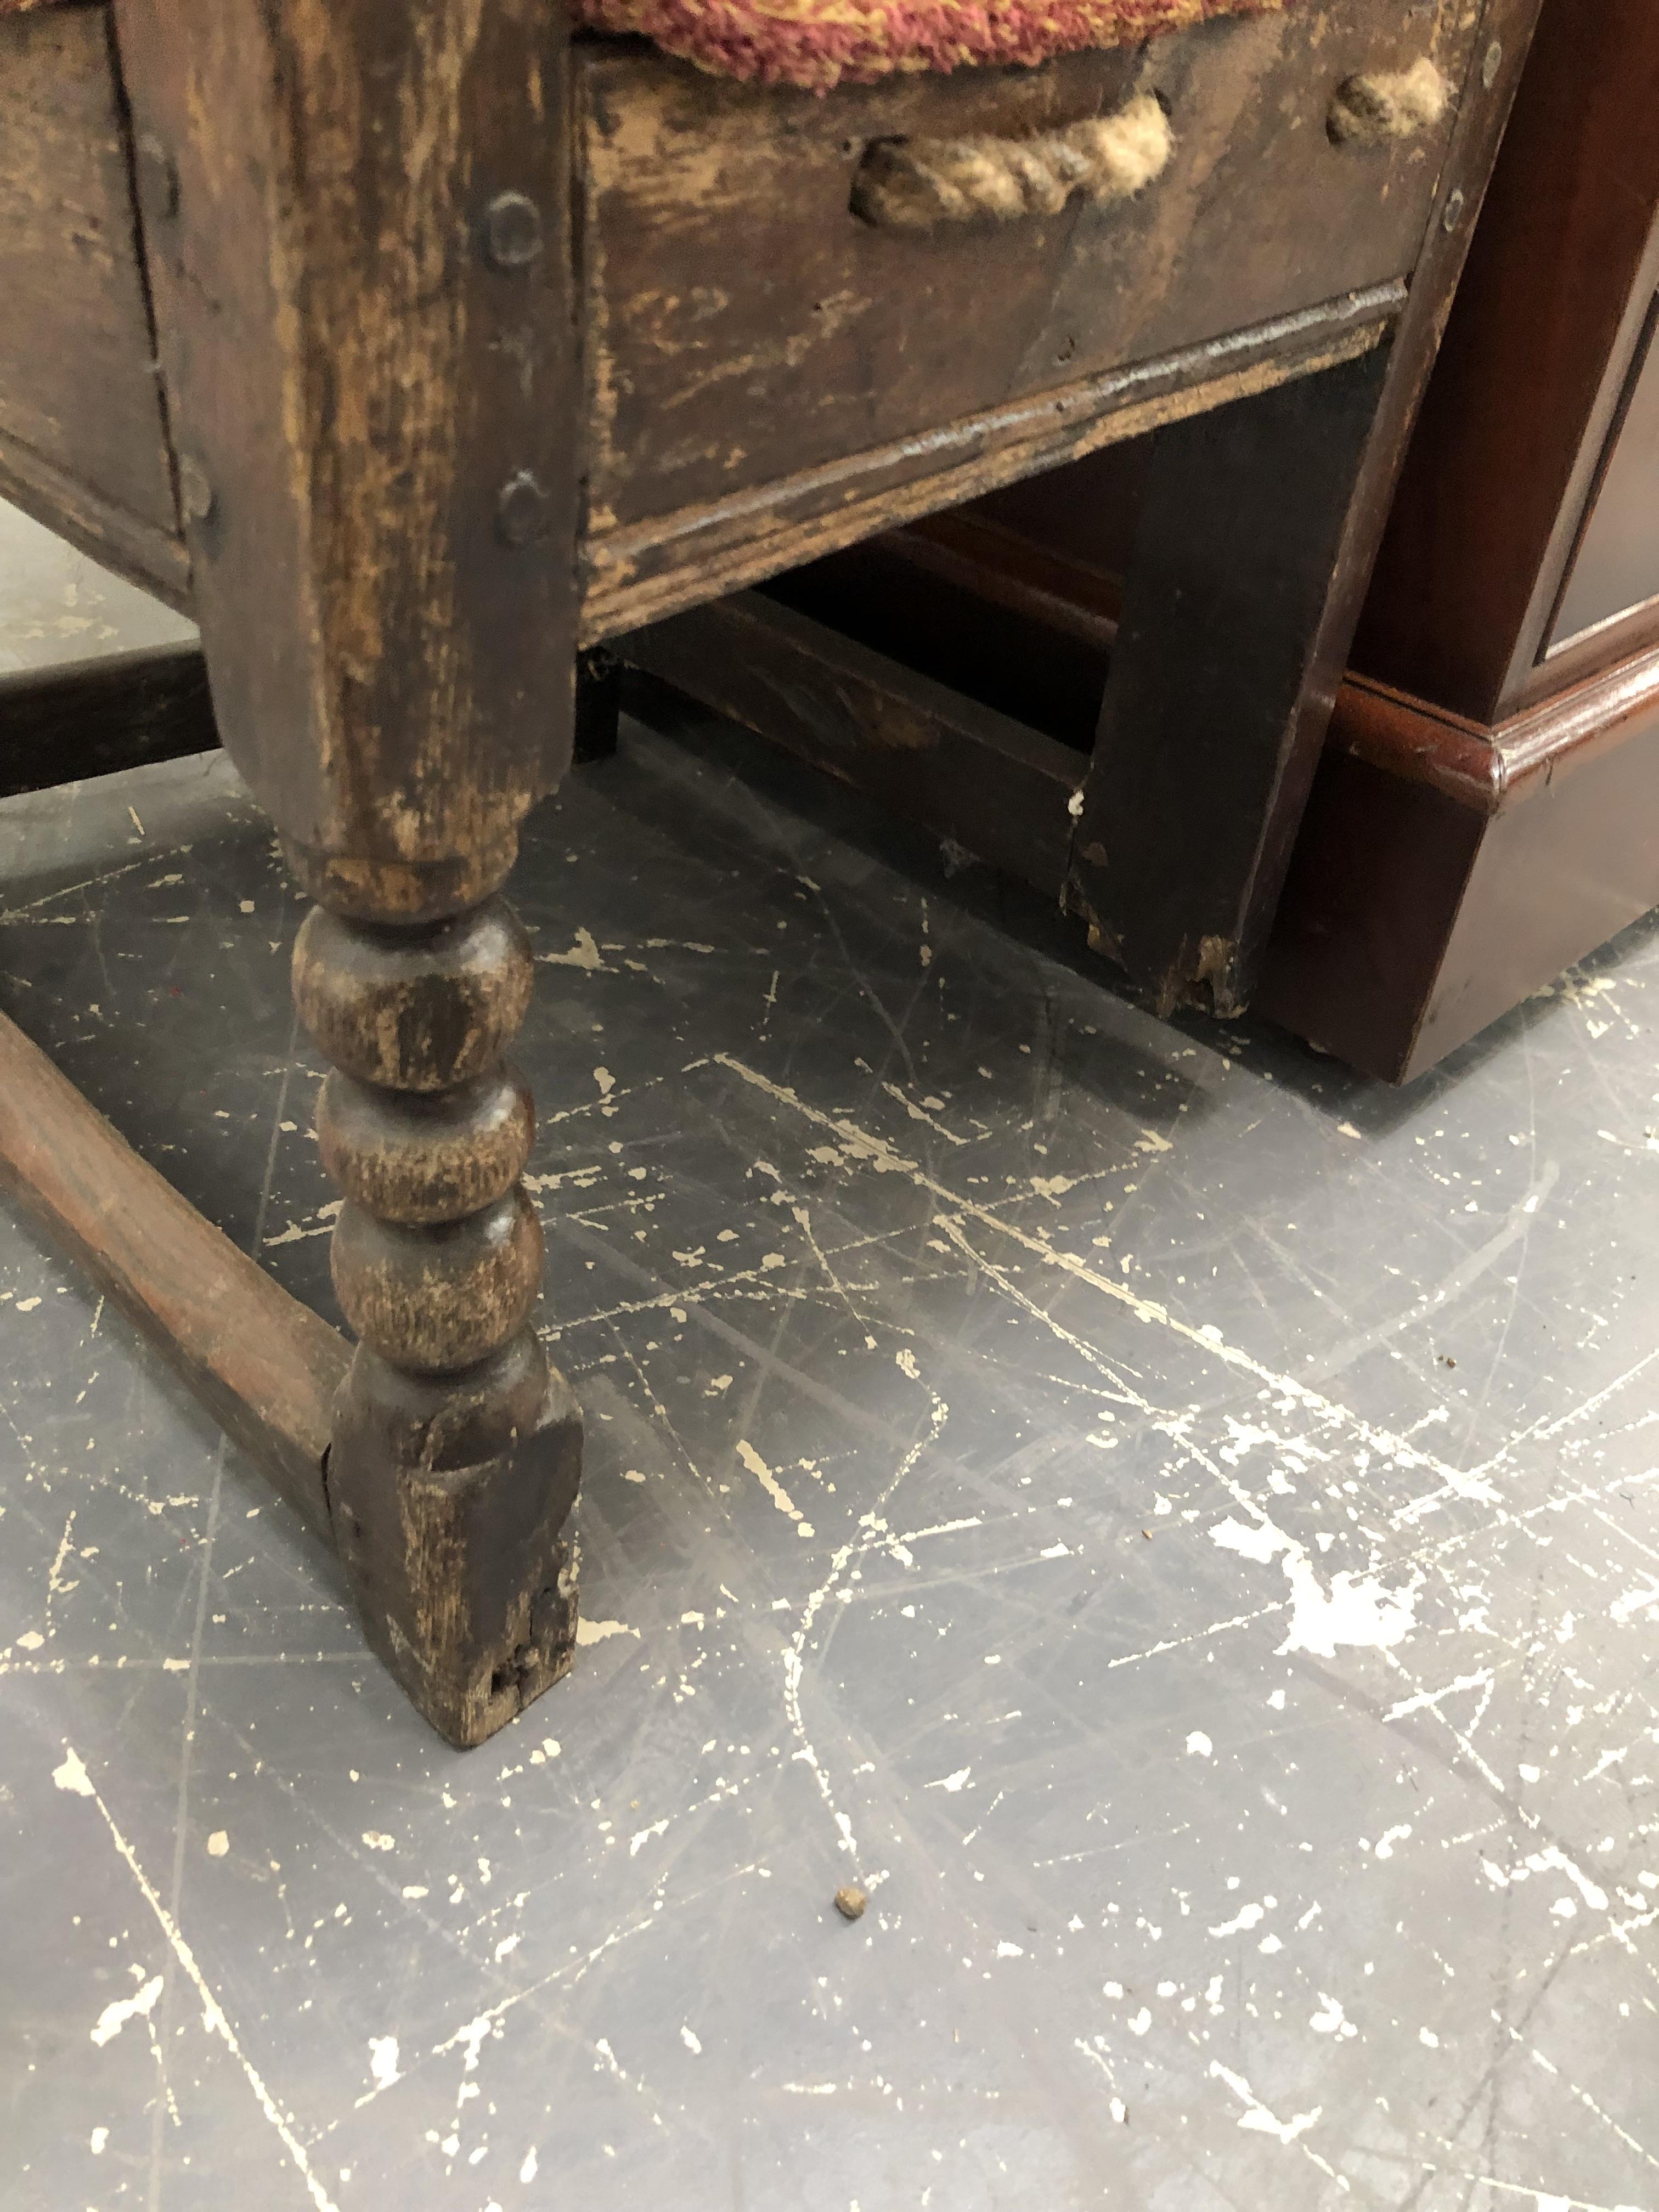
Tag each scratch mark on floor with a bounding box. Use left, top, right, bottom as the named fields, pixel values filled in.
left=53, top=1746, right=341, bottom=2212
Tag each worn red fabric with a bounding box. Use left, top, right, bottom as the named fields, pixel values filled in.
left=0, top=0, right=1287, bottom=93
left=575, top=0, right=1286, bottom=90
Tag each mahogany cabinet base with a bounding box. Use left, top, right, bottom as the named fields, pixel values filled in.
left=1257, top=646, right=1659, bottom=1082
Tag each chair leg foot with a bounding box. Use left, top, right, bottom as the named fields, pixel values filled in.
left=291, top=848, right=584, bottom=1747
left=328, top=1338, right=582, bottom=1746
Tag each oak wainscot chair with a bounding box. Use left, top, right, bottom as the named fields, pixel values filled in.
left=0, top=0, right=1539, bottom=1741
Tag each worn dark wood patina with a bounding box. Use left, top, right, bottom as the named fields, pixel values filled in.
left=623, top=0, right=1543, bottom=1017
left=106, top=0, right=591, bottom=1745
left=579, top=7, right=1469, bottom=537
left=627, top=592, right=1086, bottom=891
left=292, top=885, right=582, bottom=1747
left=1069, top=341, right=1394, bottom=1012
left=581, top=290, right=1400, bottom=644
left=0, top=1, right=183, bottom=599
left=0, top=644, right=215, bottom=798
left=0, top=0, right=1541, bottom=1741
left=0, top=1010, right=344, bottom=1535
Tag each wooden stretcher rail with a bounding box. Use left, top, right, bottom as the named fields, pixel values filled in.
left=0, top=644, right=215, bottom=799
left=626, top=588, right=1087, bottom=890
left=0, top=1008, right=346, bottom=1537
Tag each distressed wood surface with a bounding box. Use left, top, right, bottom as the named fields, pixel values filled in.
left=109, top=0, right=589, bottom=1746
left=623, top=0, right=1542, bottom=1024
left=579, top=290, right=1397, bottom=641
left=1067, top=0, right=1542, bottom=1012
left=0, top=1008, right=344, bottom=1537
left=578, top=2, right=1475, bottom=542
left=0, top=433, right=193, bottom=616
left=761, top=511, right=1121, bottom=747
left=113, top=0, right=583, bottom=882
left=0, top=3, right=182, bottom=582
left=625, top=452, right=1659, bottom=1085
left=630, top=456, right=1659, bottom=1088
left=1070, top=341, right=1393, bottom=1013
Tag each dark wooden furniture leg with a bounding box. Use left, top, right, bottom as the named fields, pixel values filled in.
left=110, top=0, right=587, bottom=1744
left=1068, top=342, right=1392, bottom=1014
left=290, top=862, right=583, bottom=1745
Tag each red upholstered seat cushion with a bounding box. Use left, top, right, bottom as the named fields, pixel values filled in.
left=575, top=0, right=1287, bottom=90
left=1, top=0, right=1287, bottom=92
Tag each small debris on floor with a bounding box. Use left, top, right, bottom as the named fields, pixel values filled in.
left=833, top=1885, right=867, bottom=1921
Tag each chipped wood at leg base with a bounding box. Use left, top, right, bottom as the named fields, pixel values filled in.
left=294, top=857, right=586, bottom=1748
left=329, top=1340, right=583, bottom=1748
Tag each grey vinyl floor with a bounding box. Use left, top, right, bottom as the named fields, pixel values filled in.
left=3, top=501, right=1657, bottom=2212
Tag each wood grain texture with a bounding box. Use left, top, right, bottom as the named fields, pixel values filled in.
left=621, top=2, right=1542, bottom=1022
left=113, top=0, right=583, bottom=874
left=1354, top=0, right=1659, bottom=721
left=761, top=513, right=1119, bottom=748
left=329, top=1341, right=581, bottom=1749
left=579, top=291, right=1398, bottom=642
left=106, top=2, right=589, bottom=1745
left=0, top=434, right=193, bottom=615
left=578, top=5, right=1473, bottom=536
left=0, top=1008, right=344, bottom=1535
left=0, top=3, right=178, bottom=546
left=292, top=888, right=582, bottom=1748
left=0, top=644, right=215, bottom=799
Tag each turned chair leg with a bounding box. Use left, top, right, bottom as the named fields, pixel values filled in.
left=290, top=848, right=581, bottom=1747
left=117, top=0, right=588, bottom=1743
